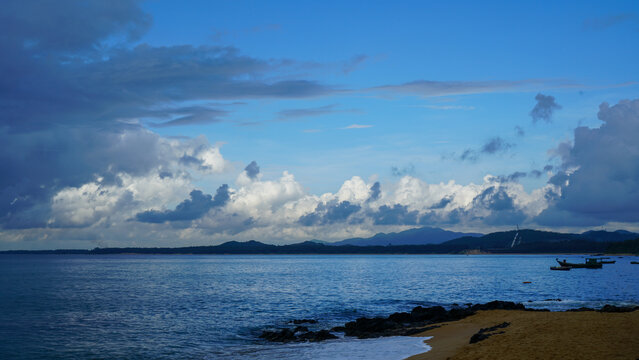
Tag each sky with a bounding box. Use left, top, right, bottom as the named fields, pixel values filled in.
left=1, top=0, right=639, bottom=250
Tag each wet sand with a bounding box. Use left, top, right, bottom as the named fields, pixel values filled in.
left=406, top=309, right=639, bottom=360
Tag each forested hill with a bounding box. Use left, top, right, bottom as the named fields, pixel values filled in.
left=2, top=229, right=637, bottom=255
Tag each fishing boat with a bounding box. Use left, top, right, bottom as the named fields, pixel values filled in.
left=555, top=258, right=602, bottom=269
left=550, top=266, right=571, bottom=271
left=594, top=257, right=616, bottom=264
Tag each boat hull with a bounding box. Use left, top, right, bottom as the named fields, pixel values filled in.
left=556, top=259, right=602, bottom=269
left=550, top=266, right=571, bottom=271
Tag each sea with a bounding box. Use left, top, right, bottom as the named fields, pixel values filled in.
left=1, top=254, right=638, bottom=359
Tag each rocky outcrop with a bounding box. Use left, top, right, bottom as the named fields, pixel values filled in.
left=469, top=322, right=510, bottom=344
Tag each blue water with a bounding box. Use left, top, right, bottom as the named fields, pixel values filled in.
left=1, top=254, right=638, bottom=359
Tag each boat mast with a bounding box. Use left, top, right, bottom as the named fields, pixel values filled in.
left=510, top=225, right=520, bottom=248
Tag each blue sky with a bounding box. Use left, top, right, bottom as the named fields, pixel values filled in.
left=1, top=0, right=638, bottom=249
left=142, top=0, right=639, bottom=192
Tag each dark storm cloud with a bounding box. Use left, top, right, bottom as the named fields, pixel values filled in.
left=135, top=185, right=230, bottom=223
left=529, top=170, right=542, bottom=178
left=0, top=126, right=170, bottom=228
left=536, top=99, right=639, bottom=225
left=298, top=201, right=361, bottom=226
left=0, top=0, right=338, bottom=229
left=0, top=0, right=151, bottom=53
left=371, top=204, right=418, bottom=225
left=530, top=93, right=562, bottom=123
left=493, top=171, right=527, bottom=183
left=471, top=187, right=526, bottom=226
left=244, top=161, right=260, bottom=180
left=460, top=137, right=513, bottom=162
left=482, top=137, right=513, bottom=154
left=368, top=182, right=381, bottom=202
left=430, top=196, right=453, bottom=209
left=459, top=149, right=478, bottom=162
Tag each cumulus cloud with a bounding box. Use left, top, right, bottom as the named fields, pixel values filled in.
left=530, top=93, right=562, bottom=123
left=3, top=159, right=556, bottom=247
left=536, top=99, right=639, bottom=226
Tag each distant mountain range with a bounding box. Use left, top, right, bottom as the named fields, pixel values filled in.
left=329, top=226, right=483, bottom=246
left=1, top=227, right=638, bottom=255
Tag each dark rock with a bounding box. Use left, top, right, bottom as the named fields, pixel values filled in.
left=290, top=319, right=318, bottom=324
left=469, top=322, right=510, bottom=344
left=470, top=301, right=525, bottom=311
left=447, top=307, right=475, bottom=320
left=543, top=298, right=562, bottom=302
left=293, top=326, right=309, bottom=333
left=470, top=330, right=505, bottom=344
left=525, top=308, right=550, bottom=312
left=401, top=324, right=442, bottom=336
left=479, top=322, right=510, bottom=333
left=297, top=330, right=338, bottom=342
left=566, top=307, right=595, bottom=312
left=330, top=326, right=346, bottom=332
left=259, top=329, right=297, bottom=342
left=469, top=332, right=491, bottom=344
left=388, top=311, right=412, bottom=323
left=344, top=317, right=402, bottom=338
left=410, top=305, right=448, bottom=322
left=599, top=305, right=639, bottom=313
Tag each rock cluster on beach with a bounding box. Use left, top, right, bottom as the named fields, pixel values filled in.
left=259, top=300, right=525, bottom=342
left=258, top=301, right=639, bottom=343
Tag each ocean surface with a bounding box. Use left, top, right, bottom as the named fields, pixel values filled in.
left=1, top=254, right=638, bottom=359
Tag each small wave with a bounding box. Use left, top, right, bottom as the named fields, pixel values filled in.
left=222, top=336, right=431, bottom=360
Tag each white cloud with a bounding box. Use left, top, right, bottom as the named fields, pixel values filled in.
left=341, top=124, right=373, bottom=129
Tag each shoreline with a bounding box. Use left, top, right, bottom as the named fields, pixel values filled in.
left=407, top=309, right=639, bottom=360
left=2, top=252, right=636, bottom=256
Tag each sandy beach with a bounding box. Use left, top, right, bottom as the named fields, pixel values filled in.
left=407, top=309, right=639, bottom=360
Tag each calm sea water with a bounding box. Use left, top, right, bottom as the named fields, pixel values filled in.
left=1, top=254, right=638, bottom=359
